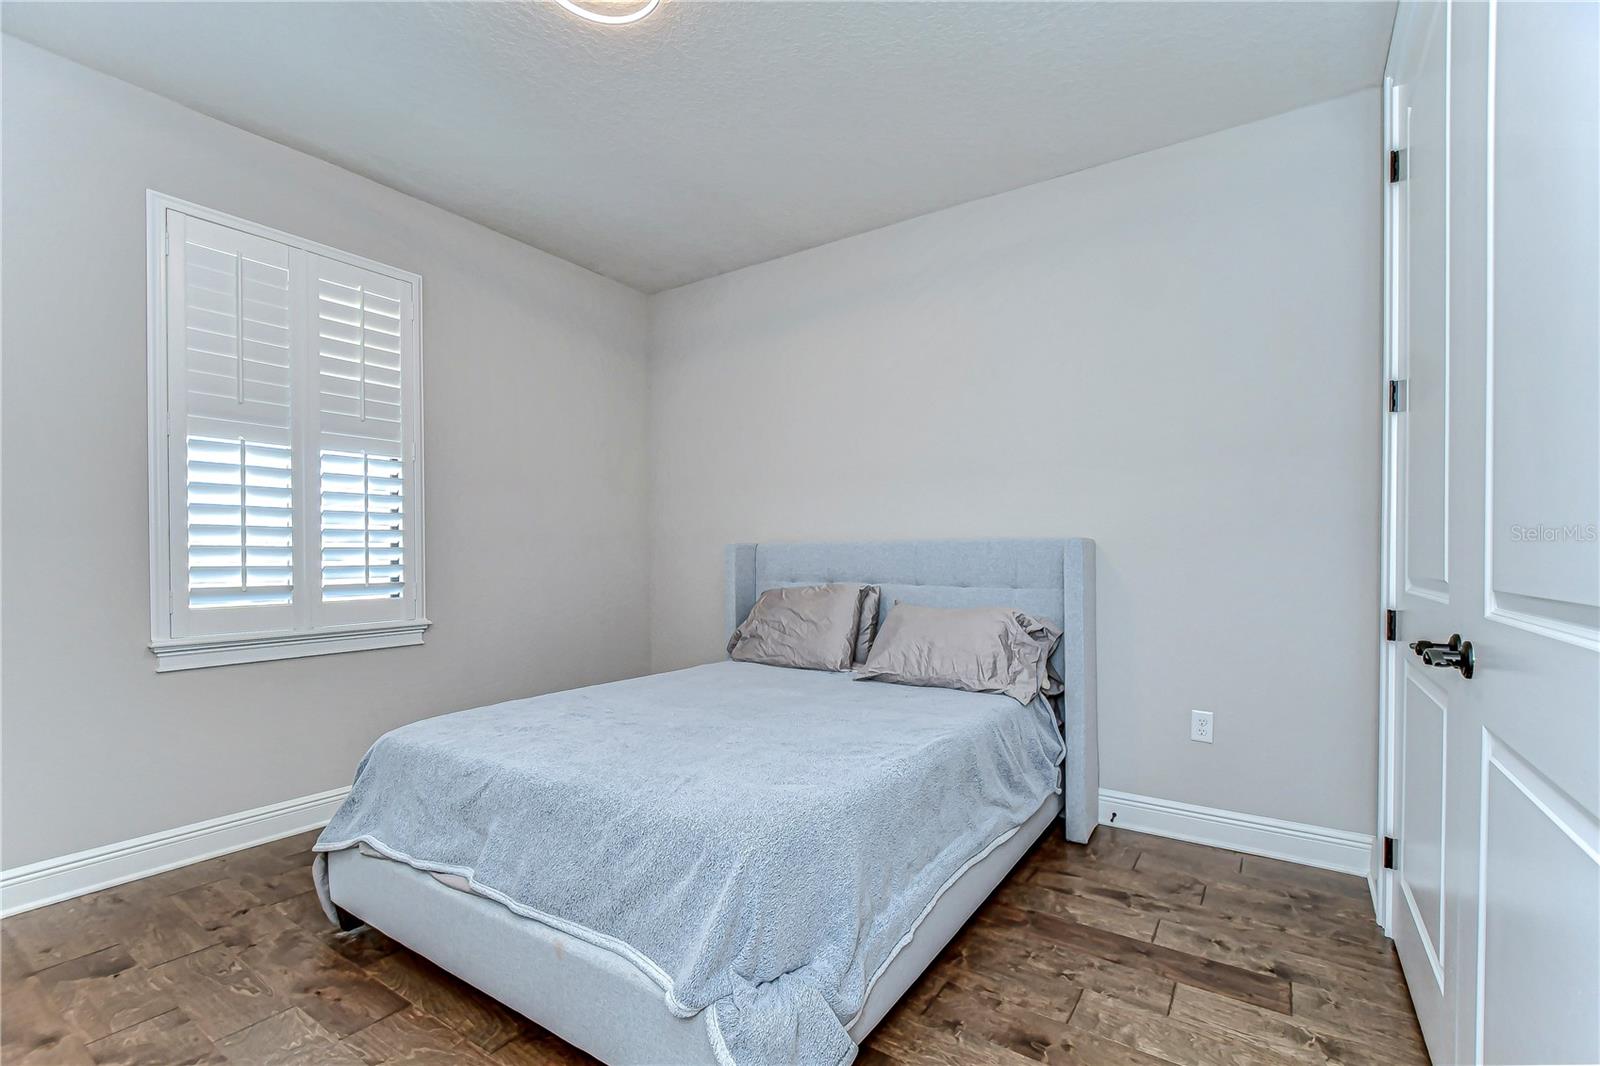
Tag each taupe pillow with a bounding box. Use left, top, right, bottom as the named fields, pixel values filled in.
left=853, top=586, right=881, bottom=666
left=854, top=603, right=1062, bottom=704
left=727, top=584, right=866, bottom=672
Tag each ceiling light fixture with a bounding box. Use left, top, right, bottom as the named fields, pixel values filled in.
left=553, top=0, right=661, bottom=26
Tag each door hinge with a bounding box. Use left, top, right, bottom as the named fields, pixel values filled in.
left=1385, top=609, right=1398, bottom=642
left=1389, top=149, right=1408, bottom=183
left=1383, top=836, right=1397, bottom=870
left=163, top=231, right=171, bottom=257
left=1388, top=379, right=1407, bottom=413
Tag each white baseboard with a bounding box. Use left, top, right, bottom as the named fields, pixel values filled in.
left=0, top=787, right=350, bottom=917
left=1098, top=789, right=1375, bottom=878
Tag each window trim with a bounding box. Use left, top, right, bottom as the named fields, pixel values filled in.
left=146, top=191, right=430, bottom=671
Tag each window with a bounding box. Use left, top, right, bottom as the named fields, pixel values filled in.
left=147, top=193, right=427, bottom=671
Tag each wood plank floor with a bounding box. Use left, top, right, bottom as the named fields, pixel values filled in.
left=0, top=825, right=1427, bottom=1065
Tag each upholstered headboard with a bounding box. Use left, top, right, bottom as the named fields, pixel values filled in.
left=724, top=538, right=1098, bottom=843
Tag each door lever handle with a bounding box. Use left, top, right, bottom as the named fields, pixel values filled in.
left=1410, top=634, right=1474, bottom=679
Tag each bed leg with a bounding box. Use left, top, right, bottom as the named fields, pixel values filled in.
left=333, top=905, right=365, bottom=933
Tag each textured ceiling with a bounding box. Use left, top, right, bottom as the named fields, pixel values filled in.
left=2, top=1, right=1394, bottom=292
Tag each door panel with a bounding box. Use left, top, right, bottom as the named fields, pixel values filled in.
left=1398, top=0, right=1451, bottom=601
left=1477, top=735, right=1600, bottom=1065
left=1487, top=0, right=1600, bottom=638
left=1399, top=668, right=1448, bottom=976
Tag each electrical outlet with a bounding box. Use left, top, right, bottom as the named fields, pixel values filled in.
left=1190, top=709, right=1214, bottom=744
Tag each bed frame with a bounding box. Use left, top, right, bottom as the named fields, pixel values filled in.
left=326, top=537, right=1097, bottom=1064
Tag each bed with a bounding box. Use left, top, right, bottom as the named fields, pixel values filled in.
left=315, top=537, right=1097, bottom=1065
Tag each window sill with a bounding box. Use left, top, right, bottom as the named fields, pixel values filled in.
left=151, top=620, right=431, bottom=673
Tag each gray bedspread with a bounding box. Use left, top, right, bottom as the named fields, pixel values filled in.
left=313, top=661, right=1063, bottom=1066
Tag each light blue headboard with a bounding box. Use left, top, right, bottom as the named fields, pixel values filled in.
left=725, top=538, right=1098, bottom=843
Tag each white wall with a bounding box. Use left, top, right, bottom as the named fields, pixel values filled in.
left=1, top=38, right=652, bottom=868
left=649, top=91, right=1383, bottom=833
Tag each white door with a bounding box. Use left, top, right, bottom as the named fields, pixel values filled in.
left=1383, top=2, right=1600, bottom=1064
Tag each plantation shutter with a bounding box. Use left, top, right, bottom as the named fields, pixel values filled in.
left=165, top=214, right=297, bottom=634
left=312, top=255, right=413, bottom=621
left=153, top=200, right=425, bottom=662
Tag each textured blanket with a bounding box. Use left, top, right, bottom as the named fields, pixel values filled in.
left=313, top=661, right=1063, bottom=1066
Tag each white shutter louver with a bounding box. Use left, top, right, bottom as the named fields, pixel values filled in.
left=174, top=217, right=295, bottom=610
left=185, top=438, right=294, bottom=607
left=314, top=257, right=410, bottom=604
